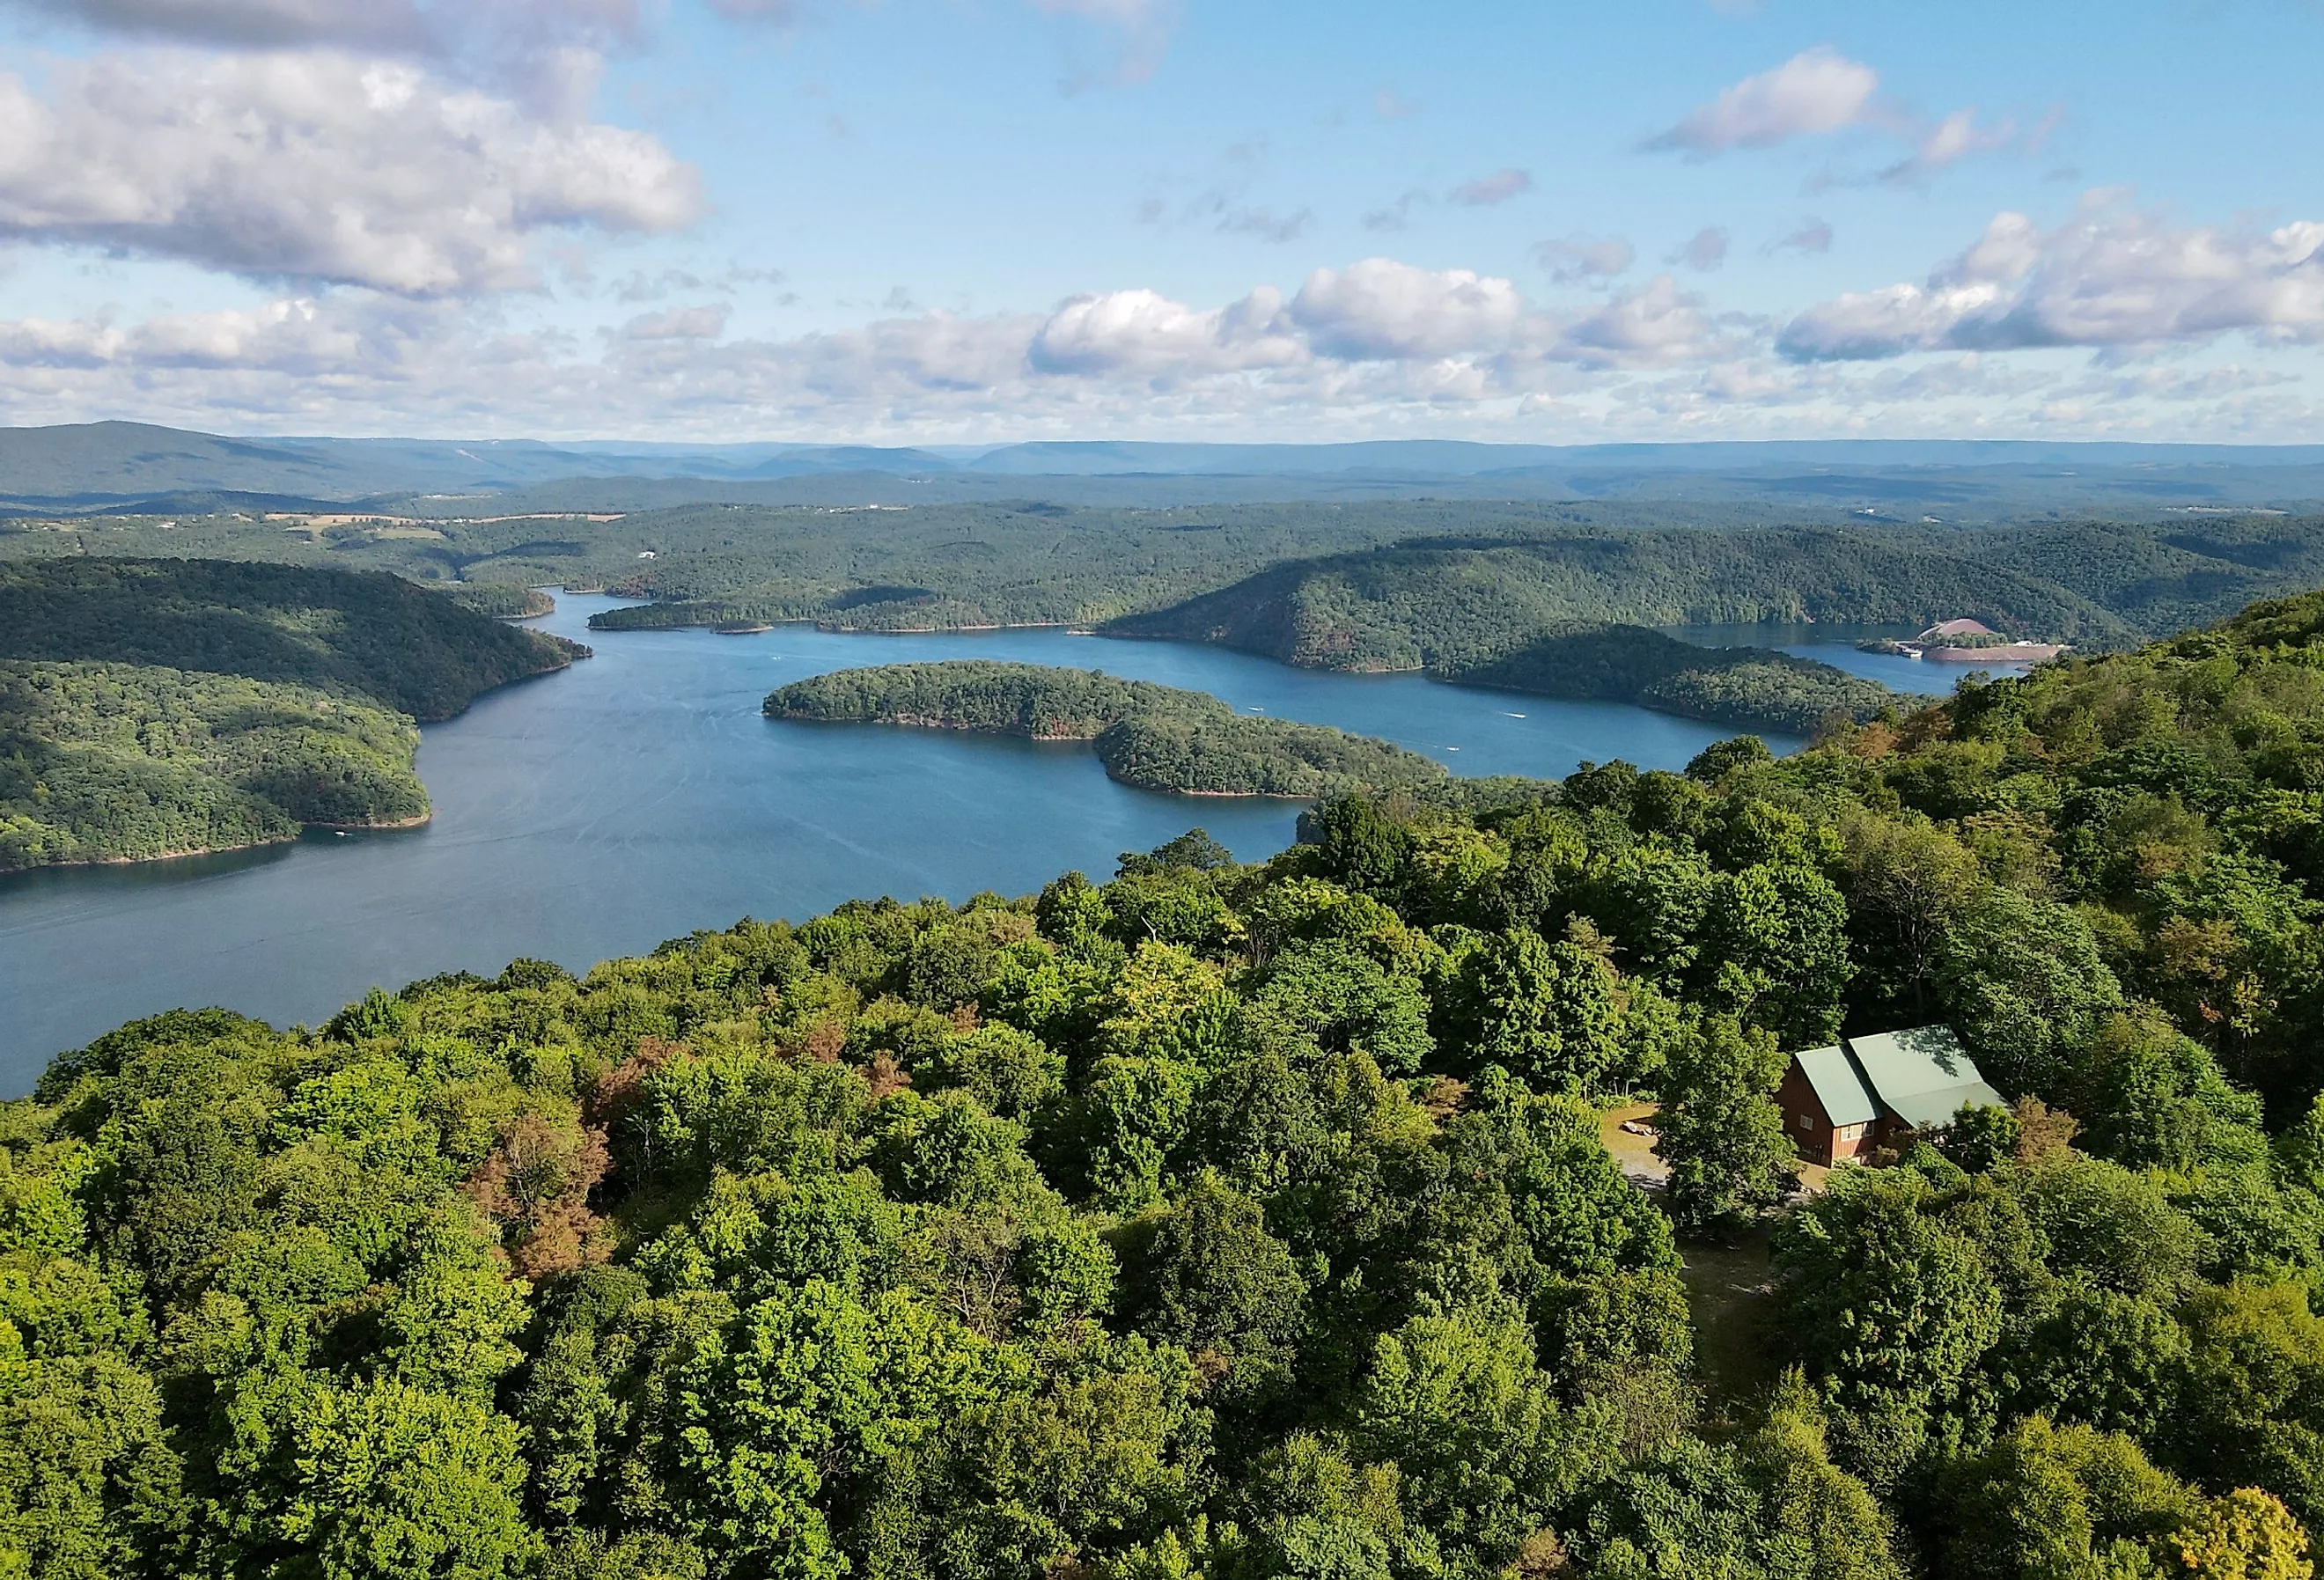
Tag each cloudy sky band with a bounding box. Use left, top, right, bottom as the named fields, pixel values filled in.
left=0, top=0, right=2312, bottom=440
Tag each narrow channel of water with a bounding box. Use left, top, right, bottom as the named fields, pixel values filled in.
left=0, top=598, right=1823, bottom=1088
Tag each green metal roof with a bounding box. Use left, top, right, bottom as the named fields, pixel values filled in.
left=1843, top=1026, right=2004, bottom=1130
left=1792, top=1044, right=1879, bottom=1128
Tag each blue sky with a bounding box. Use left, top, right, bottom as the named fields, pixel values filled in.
left=0, top=0, right=2316, bottom=442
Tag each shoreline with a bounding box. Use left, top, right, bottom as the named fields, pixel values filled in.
left=1143, top=783, right=1314, bottom=800
left=413, top=647, right=588, bottom=724
left=592, top=609, right=1083, bottom=636
left=1, top=806, right=436, bottom=876
left=2, top=833, right=300, bottom=873
left=309, top=811, right=433, bottom=833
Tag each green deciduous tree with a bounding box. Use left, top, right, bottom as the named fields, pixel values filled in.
left=1654, top=1014, right=1798, bottom=1238
left=1699, top=862, right=1851, bottom=1048
left=1775, top=1168, right=2003, bottom=1470
left=1346, top=1304, right=1614, bottom=1570
left=279, top=1377, right=537, bottom=1580
left=1445, top=926, right=1622, bottom=1095
left=1116, top=1171, right=1308, bottom=1407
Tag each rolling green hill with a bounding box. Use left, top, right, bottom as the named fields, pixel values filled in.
left=13, top=494, right=2324, bottom=662
left=0, top=558, right=587, bottom=868
left=0, top=556, right=585, bottom=721
left=1104, top=531, right=2127, bottom=672
left=0, top=662, right=430, bottom=870
left=1967, top=516, right=2324, bottom=636
left=434, top=583, right=556, bottom=620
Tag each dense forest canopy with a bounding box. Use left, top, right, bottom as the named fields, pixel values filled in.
left=18, top=586, right=2324, bottom=1576
left=0, top=559, right=586, bottom=868
left=0, top=558, right=585, bottom=722
left=767, top=661, right=1450, bottom=798
left=0, top=662, right=429, bottom=870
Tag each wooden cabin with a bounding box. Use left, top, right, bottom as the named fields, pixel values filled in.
left=1778, top=1025, right=2004, bottom=1166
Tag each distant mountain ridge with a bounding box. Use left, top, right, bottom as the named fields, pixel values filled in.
left=4, top=421, right=2324, bottom=516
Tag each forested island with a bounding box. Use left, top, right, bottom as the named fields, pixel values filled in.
left=18, top=582, right=2324, bottom=1576
left=1440, top=622, right=1915, bottom=734
left=768, top=660, right=1450, bottom=797
left=0, top=559, right=586, bottom=869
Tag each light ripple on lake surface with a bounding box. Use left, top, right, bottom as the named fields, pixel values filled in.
left=0, top=596, right=1906, bottom=1091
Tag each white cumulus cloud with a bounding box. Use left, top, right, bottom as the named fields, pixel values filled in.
left=619, top=303, right=732, bottom=341
left=1289, top=258, right=1526, bottom=361
left=1027, top=286, right=1300, bottom=376
left=0, top=49, right=701, bottom=295
left=1780, top=196, right=2324, bottom=359
left=18, top=0, right=641, bottom=55
left=1553, top=276, right=1729, bottom=368
left=1870, top=106, right=2037, bottom=187
left=1770, top=218, right=1834, bottom=255
left=1671, top=226, right=1729, bottom=272
left=1644, top=47, right=1880, bottom=156
left=0, top=244, right=2313, bottom=443
left=19, top=0, right=643, bottom=107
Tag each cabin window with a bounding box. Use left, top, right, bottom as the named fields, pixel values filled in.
left=1797, top=1113, right=1812, bottom=1129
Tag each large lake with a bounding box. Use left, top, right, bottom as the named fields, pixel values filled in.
left=0, top=599, right=1953, bottom=1090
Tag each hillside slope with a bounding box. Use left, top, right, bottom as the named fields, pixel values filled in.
left=1106, top=530, right=2122, bottom=672
left=0, top=557, right=585, bottom=720
left=0, top=558, right=585, bottom=868
left=0, top=663, right=430, bottom=870
left=33, top=584, right=2324, bottom=1578
left=1965, top=516, right=2324, bottom=636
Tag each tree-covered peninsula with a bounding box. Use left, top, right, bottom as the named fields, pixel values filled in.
left=767, top=659, right=1451, bottom=797
left=1443, top=622, right=1920, bottom=734
left=21, top=584, right=2324, bottom=1576
left=0, top=663, right=429, bottom=869
left=0, top=557, right=585, bottom=723
left=0, top=558, right=587, bottom=869
left=435, top=583, right=558, bottom=621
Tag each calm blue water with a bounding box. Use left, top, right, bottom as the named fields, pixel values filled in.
left=0, top=597, right=1826, bottom=1090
